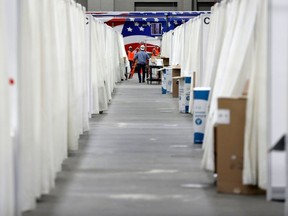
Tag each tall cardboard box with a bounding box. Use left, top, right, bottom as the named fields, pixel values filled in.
left=172, top=67, right=181, bottom=98
left=178, top=77, right=191, bottom=113
left=193, top=87, right=210, bottom=144
left=166, top=67, right=172, bottom=94
left=216, top=98, right=264, bottom=195
left=161, top=69, right=167, bottom=94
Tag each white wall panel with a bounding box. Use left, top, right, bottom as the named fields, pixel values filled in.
left=268, top=0, right=288, bottom=201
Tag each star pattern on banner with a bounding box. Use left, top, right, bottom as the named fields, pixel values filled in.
left=174, top=20, right=178, bottom=25
left=127, top=27, right=133, bottom=32
left=134, top=22, right=139, bottom=26
left=139, top=26, right=145, bottom=31
left=154, top=18, right=159, bottom=22
left=130, top=18, right=135, bottom=21
left=142, top=18, right=147, bottom=21
left=147, top=22, right=151, bottom=26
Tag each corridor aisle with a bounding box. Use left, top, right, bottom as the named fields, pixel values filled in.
left=23, top=79, right=283, bottom=216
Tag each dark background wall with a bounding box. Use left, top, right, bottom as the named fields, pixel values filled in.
left=80, top=0, right=217, bottom=12
left=76, top=0, right=88, bottom=9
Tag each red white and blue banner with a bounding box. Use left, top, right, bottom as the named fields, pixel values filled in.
left=87, top=11, right=209, bottom=53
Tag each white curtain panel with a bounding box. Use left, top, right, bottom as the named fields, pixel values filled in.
left=89, top=19, right=126, bottom=112
left=189, top=18, right=201, bottom=113
left=181, top=19, right=192, bottom=76
left=79, top=7, right=90, bottom=132
left=161, top=32, right=168, bottom=57
left=6, top=0, right=127, bottom=213
left=243, top=0, right=268, bottom=189
left=171, top=26, right=181, bottom=66
left=202, top=0, right=263, bottom=173
left=192, top=18, right=202, bottom=87
left=201, top=2, right=228, bottom=88
left=19, top=0, right=90, bottom=211
left=117, top=32, right=128, bottom=79
left=105, top=27, right=115, bottom=97
left=20, top=0, right=42, bottom=210
left=66, top=0, right=80, bottom=151
left=54, top=0, right=69, bottom=174
left=161, top=31, right=173, bottom=59
left=0, top=0, right=15, bottom=215
left=114, top=32, right=121, bottom=81
left=95, top=20, right=109, bottom=112
left=90, top=20, right=100, bottom=114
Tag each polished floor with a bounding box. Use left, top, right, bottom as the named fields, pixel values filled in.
left=23, top=78, right=284, bottom=216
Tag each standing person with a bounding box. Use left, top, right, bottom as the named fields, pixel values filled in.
left=134, top=45, right=149, bottom=83
left=128, top=47, right=140, bottom=79
left=155, top=46, right=160, bottom=56
left=127, top=46, right=134, bottom=71
left=152, top=48, right=157, bottom=57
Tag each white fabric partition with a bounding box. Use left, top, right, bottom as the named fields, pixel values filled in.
left=88, top=18, right=126, bottom=113
left=161, top=30, right=173, bottom=58
left=243, top=0, right=267, bottom=189
left=201, top=0, right=268, bottom=189
left=19, top=0, right=90, bottom=211
left=171, top=25, right=184, bottom=66
left=163, top=16, right=207, bottom=114
left=201, top=2, right=228, bottom=88
left=0, top=1, right=15, bottom=215
left=268, top=0, right=288, bottom=201
left=117, top=32, right=128, bottom=79
left=90, top=20, right=101, bottom=114
left=1, top=0, right=127, bottom=214
left=181, top=17, right=201, bottom=78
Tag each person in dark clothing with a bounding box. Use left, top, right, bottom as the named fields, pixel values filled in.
left=134, top=45, right=149, bottom=83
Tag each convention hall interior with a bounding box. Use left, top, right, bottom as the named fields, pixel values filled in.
left=1, top=0, right=288, bottom=215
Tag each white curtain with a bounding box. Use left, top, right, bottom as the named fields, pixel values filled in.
left=89, top=18, right=126, bottom=113
left=171, top=26, right=183, bottom=66
left=181, top=19, right=192, bottom=76
left=243, top=0, right=268, bottom=189
left=90, top=20, right=101, bottom=114
left=117, top=32, right=128, bottom=79
left=201, top=2, right=229, bottom=88
left=1, top=0, right=129, bottom=213
left=20, top=0, right=41, bottom=210
left=201, top=0, right=268, bottom=190
left=0, top=0, right=15, bottom=215
left=161, top=31, right=173, bottom=59
left=19, top=0, right=90, bottom=211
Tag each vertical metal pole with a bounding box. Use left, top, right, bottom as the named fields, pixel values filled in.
left=193, top=0, right=197, bottom=11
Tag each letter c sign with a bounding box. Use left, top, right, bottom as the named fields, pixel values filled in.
left=204, top=17, right=210, bottom=25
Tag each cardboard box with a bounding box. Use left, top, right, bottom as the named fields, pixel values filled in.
left=193, top=87, right=210, bottom=144
left=172, top=68, right=181, bottom=98
left=178, top=77, right=191, bottom=113
left=161, top=57, right=169, bottom=66
left=216, top=98, right=264, bottom=195
left=160, top=68, right=167, bottom=94
left=166, top=67, right=172, bottom=94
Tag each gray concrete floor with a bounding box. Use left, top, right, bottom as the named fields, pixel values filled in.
left=23, top=78, right=284, bottom=216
